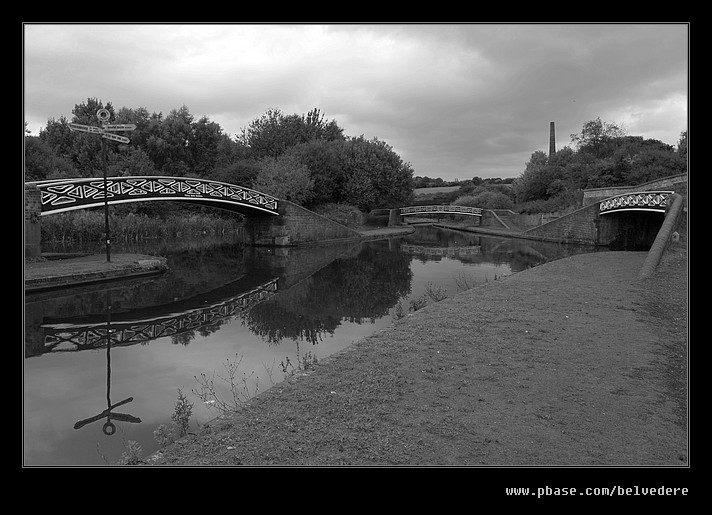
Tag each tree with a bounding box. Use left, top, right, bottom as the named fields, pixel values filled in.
left=339, top=136, right=414, bottom=211
left=38, top=116, right=74, bottom=159
left=144, top=105, right=195, bottom=176
left=107, top=146, right=158, bottom=177
left=211, top=135, right=260, bottom=187
left=285, top=140, right=346, bottom=205
left=24, top=134, right=75, bottom=181
left=303, top=108, right=345, bottom=142
left=252, top=153, right=315, bottom=205
left=570, top=117, right=627, bottom=158
left=189, top=116, right=224, bottom=177
left=66, top=98, right=118, bottom=177
left=677, top=131, right=688, bottom=163
left=513, top=150, right=552, bottom=202
left=514, top=118, right=686, bottom=208
left=239, top=107, right=345, bottom=159
left=26, top=101, right=416, bottom=212
left=609, top=136, right=686, bottom=184
left=37, top=98, right=114, bottom=178
left=114, top=106, right=153, bottom=148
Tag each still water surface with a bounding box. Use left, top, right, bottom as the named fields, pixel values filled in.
left=24, top=226, right=597, bottom=466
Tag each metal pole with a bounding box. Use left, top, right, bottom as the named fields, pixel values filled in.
left=102, top=137, right=111, bottom=262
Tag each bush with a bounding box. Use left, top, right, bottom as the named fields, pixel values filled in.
left=252, top=154, right=315, bottom=205
left=516, top=190, right=583, bottom=214
left=453, top=191, right=514, bottom=210
left=313, top=203, right=366, bottom=228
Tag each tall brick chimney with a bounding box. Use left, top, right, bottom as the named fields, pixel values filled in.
left=549, top=121, right=556, bottom=157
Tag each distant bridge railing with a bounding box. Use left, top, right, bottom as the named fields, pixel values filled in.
left=400, top=205, right=483, bottom=217
left=599, top=191, right=673, bottom=215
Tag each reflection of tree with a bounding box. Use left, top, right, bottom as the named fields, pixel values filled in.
left=245, top=299, right=338, bottom=345
left=244, top=242, right=413, bottom=346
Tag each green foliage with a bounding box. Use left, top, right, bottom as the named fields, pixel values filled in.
left=313, top=203, right=366, bottom=228
left=170, top=388, right=193, bottom=438
left=570, top=117, right=627, bottom=158
left=238, top=107, right=344, bottom=159
left=25, top=100, right=413, bottom=212
left=252, top=153, right=315, bottom=204
left=286, top=140, right=346, bottom=205
left=40, top=209, right=241, bottom=243
left=453, top=191, right=514, bottom=210
left=24, top=135, right=75, bottom=181
left=153, top=388, right=194, bottom=448
left=193, top=354, right=262, bottom=413
left=116, top=440, right=143, bottom=465
left=512, top=118, right=687, bottom=212
left=338, top=136, right=414, bottom=211
left=409, top=294, right=429, bottom=312
left=424, top=282, right=448, bottom=302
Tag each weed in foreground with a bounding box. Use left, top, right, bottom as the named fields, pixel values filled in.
left=153, top=388, right=194, bottom=448
left=192, top=354, right=258, bottom=414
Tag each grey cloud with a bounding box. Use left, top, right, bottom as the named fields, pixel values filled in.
left=24, top=23, right=687, bottom=180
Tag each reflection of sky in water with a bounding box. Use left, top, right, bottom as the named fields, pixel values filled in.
left=24, top=312, right=394, bottom=465
left=408, top=258, right=510, bottom=300
left=25, top=229, right=591, bottom=465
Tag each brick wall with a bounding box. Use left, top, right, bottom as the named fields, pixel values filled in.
left=25, top=184, right=42, bottom=257
left=523, top=203, right=602, bottom=245
left=245, top=200, right=362, bottom=246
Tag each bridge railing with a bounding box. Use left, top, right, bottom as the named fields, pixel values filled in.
left=400, top=205, right=483, bottom=216
left=598, top=191, right=673, bottom=215
left=27, top=176, right=280, bottom=216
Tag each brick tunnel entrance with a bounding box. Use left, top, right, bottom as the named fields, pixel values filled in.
left=603, top=211, right=666, bottom=250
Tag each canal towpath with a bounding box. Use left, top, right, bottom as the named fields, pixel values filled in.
left=24, top=253, right=169, bottom=292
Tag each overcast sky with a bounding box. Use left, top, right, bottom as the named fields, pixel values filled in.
left=23, top=23, right=688, bottom=181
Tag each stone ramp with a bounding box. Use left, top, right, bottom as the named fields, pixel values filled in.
left=24, top=254, right=168, bottom=292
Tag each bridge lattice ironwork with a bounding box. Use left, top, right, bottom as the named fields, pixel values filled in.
left=598, top=191, right=673, bottom=215
left=28, top=176, right=279, bottom=216
left=400, top=205, right=482, bottom=217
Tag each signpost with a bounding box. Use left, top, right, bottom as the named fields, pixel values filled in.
left=68, top=109, right=136, bottom=262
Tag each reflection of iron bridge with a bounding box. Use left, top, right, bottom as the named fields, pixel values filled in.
left=40, top=278, right=278, bottom=352
left=400, top=205, right=482, bottom=217
left=401, top=244, right=481, bottom=257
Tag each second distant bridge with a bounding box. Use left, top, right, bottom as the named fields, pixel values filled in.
left=400, top=205, right=483, bottom=217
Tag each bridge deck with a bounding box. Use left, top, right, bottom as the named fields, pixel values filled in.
left=400, top=205, right=482, bottom=216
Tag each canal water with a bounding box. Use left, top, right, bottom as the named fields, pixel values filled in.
left=24, top=225, right=598, bottom=466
